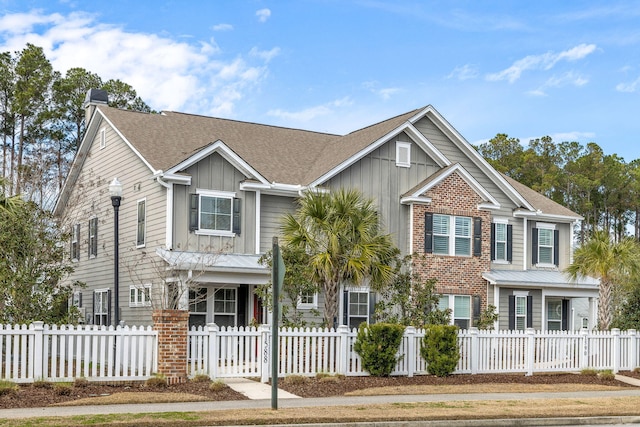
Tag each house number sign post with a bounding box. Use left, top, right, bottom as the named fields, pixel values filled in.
left=271, top=237, right=285, bottom=410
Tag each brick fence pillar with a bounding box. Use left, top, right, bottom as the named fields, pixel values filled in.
left=152, top=309, right=189, bottom=384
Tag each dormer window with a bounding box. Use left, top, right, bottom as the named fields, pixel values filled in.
left=396, top=141, right=411, bottom=168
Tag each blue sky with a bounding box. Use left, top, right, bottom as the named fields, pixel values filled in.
left=1, top=1, right=639, bottom=161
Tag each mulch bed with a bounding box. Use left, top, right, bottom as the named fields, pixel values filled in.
left=0, top=372, right=636, bottom=409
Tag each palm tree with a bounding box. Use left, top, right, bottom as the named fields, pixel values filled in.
left=566, top=229, right=640, bottom=330
left=282, top=188, right=398, bottom=327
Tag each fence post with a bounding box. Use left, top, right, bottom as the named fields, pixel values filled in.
left=469, top=327, right=479, bottom=375
left=405, top=326, right=416, bottom=377
left=525, top=328, right=535, bottom=376
left=260, top=324, right=271, bottom=383
left=338, top=325, right=350, bottom=376
left=207, top=323, right=219, bottom=380
left=612, top=328, right=620, bottom=373
left=579, top=328, right=589, bottom=369
left=629, top=329, right=637, bottom=372
left=32, top=321, right=44, bottom=381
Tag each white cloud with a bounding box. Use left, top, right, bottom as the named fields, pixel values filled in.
left=212, top=23, right=233, bottom=31
left=616, top=76, right=640, bottom=92
left=487, top=43, right=597, bottom=83
left=249, top=46, right=280, bottom=62
left=256, top=8, right=271, bottom=23
left=362, top=81, right=402, bottom=99
left=267, top=98, right=353, bottom=122
left=527, top=71, right=589, bottom=96
left=447, top=64, right=479, bottom=80
left=0, top=10, right=276, bottom=116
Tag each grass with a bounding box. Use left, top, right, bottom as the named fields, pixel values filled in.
left=3, top=396, right=640, bottom=426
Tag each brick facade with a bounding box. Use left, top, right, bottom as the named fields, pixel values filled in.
left=152, top=309, right=189, bottom=384
left=412, top=173, right=491, bottom=307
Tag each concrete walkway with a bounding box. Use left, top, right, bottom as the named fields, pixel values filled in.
left=222, top=377, right=300, bottom=399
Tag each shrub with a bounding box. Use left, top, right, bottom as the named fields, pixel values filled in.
left=421, top=324, right=460, bottom=377
left=209, top=380, right=226, bottom=392
left=53, top=382, right=72, bottom=396
left=191, top=374, right=211, bottom=383
left=353, top=323, right=405, bottom=377
left=145, top=374, right=167, bottom=388
left=598, top=369, right=615, bottom=381
left=74, top=377, right=89, bottom=388
left=581, top=368, right=598, bottom=376
left=283, top=374, right=309, bottom=385
left=0, top=380, right=17, bottom=396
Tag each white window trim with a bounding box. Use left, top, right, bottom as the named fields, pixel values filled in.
left=129, top=284, right=151, bottom=308
left=493, top=219, right=509, bottom=264
left=396, top=141, right=411, bottom=168
left=297, top=292, right=318, bottom=310
left=99, top=128, right=106, bottom=149
left=94, top=288, right=109, bottom=325
left=88, top=217, right=98, bottom=258
left=195, top=189, right=236, bottom=237
left=434, top=214, right=472, bottom=257
left=536, top=222, right=556, bottom=267
left=213, top=287, right=237, bottom=326
left=71, top=223, right=80, bottom=262
left=136, top=198, right=146, bottom=248
left=439, top=294, right=472, bottom=329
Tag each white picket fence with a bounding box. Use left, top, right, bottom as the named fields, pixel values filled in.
left=188, top=325, right=640, bottom=382
left=0, top=322, right=157, bottom=383
left=2, top=322, right=638, bottom=383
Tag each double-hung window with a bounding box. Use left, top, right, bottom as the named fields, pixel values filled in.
left=533, top=223, right=558, bottom=266
left=129, top=285, right=151, bottom=307
left=71, top=224, right=80, bottom=261
left=297, top=291, right=318, bottom=309
left=438, top=295, right=472, bottom=329
left=508, top=293, right=532, bottom=330
left=348, top=291, right=369, bottom=329
left=189, top=287, right=208, bottom=328
left=136, top=199, right=146, bottom=247
left=94, top=289, right=110, bottom=326
left=432, top=214, right=473, bottom=256
left=88, top=218, right=98, bottom=258
left=190, top=190, right=240, bottom=236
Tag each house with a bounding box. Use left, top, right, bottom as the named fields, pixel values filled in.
left=54, top=89, right=599, bottom=330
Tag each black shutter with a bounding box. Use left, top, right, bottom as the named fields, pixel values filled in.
left=473, top=217, right=482, bottom=257
left=424, top=212, right=433, bottom=254
left=368, top=292, right=376, bottom=324
left=561, top=299, right=570, bottom=330
left=107, top=289, right=112, bottom=327
left=189, top=194, right=199, bottom=231
left=508, top=295, right=515, bottom=330
left=342, top=290, right=349, bottom=328
left=472, top=295, right=481, bottom=326
left=507, top=224, right=513, bottom=262
left=526, top=295, right=533, bottom=328
left=553, top=230, right=560, bottom=266
left=490, top=223, right=496, bottom=260
left=531, top=228, right=538, bottom=265
left=232, top=198, right=241, bottom=235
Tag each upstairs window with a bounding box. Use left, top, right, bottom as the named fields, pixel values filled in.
left=395, top=141, right=411, bottom=168
left=71, top=224, right=80, bottom=261
left=532, top=223, right=559, bottom=266
left=425, top=213, right=481, bottom=257
left=190, top=190, right=241, bottom=236
left=88, top=218, right=98, bottom=258
left=136, top=199, right=146, bottom=247
left=491, top=220, right=512, bottom=262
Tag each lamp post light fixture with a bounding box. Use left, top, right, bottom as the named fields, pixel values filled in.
left=109, top=177, right=123, bottom=327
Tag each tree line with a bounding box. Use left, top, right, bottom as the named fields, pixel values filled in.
left=475, top=134, right=640, bottom=244
left=0, top=43, right=151, bottom=207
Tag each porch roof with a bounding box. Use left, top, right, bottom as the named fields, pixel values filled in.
left=483, top=270, right=599, bottom=289
left=156, top=248, right=268, bottom=275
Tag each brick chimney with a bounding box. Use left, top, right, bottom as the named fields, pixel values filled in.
left=83, top=89, right=108, bottom=126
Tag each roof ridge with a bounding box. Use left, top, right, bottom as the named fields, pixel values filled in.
left=344, top=106, right=425, bottom=136
left=161, top=110, right=341, bottom=137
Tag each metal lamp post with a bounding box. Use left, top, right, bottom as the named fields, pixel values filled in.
left=109, top=177, right=123, bottom=327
